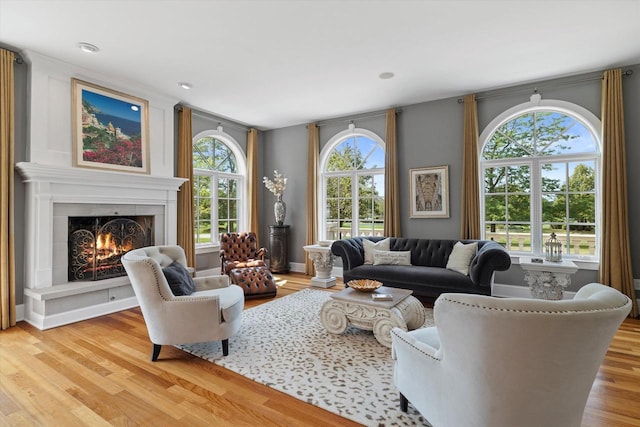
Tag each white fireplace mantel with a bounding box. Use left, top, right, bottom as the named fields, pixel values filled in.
left=16, top=162, right=187, bottom=329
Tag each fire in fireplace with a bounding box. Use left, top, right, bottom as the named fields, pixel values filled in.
left=68, top=216, right=154, bottom=281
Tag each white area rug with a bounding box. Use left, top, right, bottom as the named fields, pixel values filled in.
left=179, top=288, right=434, bottom=426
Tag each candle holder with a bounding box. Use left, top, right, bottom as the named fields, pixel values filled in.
left=545, top=232, right=563, bottom=262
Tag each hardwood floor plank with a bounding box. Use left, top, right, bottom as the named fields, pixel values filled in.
left=1, top=273, right=638, bottom=426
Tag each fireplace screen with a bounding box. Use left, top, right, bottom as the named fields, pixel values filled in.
left=68, top=216, right=154, bottom=282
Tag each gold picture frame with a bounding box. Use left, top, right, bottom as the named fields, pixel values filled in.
left=409, top=165, right=450, bottom=218
left=72, top=78, right=150, bottom=174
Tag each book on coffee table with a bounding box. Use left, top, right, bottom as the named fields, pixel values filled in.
left=372, top=293, right=393, bottom=301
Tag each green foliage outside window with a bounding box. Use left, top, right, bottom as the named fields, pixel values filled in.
left=482, top=111, right=598, bottom=256
left=325, top=136, right=384, bottom=238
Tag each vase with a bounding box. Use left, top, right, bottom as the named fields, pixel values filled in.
left=274, top=195, right=286, bottom=226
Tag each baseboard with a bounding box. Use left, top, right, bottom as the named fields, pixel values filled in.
left=16, top=303, right=25, bottom=322
left=24, top=296, right=139, bottom=330
left=287, top=262, right=344, bottom=279
left=492, top=282, right=576, bottom=300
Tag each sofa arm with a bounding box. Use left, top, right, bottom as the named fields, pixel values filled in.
left=468, top=241, right=512, bottom=287
left=331, top=238, right=367, bottom=271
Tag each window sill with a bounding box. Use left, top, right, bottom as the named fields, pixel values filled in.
left=196, top=244, right=220, bottom=255
left=510, top=255, right=599, bottom=271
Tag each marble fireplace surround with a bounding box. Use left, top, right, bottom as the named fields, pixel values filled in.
left=16, top=162, right=186, bottom=330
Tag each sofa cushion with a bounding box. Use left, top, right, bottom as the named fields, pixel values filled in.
left=363, top=238, right=390, bottom=264
left=347, top=264, right=477, bottom=292
left=446, top=241, right=478, bottom=275
left=372, top=250, right=412, bottom=265
left=162, top=261, right=195, bottom=296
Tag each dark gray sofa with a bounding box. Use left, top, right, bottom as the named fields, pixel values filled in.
left=331, top=237, right=511, bottom=298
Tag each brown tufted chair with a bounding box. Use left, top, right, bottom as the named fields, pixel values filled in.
left=220, top=232, right=267, bottom=275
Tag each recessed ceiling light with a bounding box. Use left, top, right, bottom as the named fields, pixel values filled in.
left=77, top=42, right=99, bottom=53
left=178, top=82, right=192, bottom=90
left=379, top=72, right=395, bottom=79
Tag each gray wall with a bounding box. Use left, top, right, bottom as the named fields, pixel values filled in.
left=10, top=52, right=640, bottom=303
left=262, top=64, right=640, bottom=291
left=11, top=50, right=28, bottom=305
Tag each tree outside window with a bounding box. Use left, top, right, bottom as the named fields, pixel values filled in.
left=481, top=104, right=600, bottom=259
left=193, top=133, right=245, bottom=245
left=321, top=129, right=385, bottom=240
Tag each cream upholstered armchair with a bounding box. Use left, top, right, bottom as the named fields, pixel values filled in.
left=122, top=245, right=244, bottom=361
left=391, top=283, right=631, bottom=427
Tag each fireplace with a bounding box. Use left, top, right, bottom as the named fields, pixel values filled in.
left=68, top=216, right=154, bottom=282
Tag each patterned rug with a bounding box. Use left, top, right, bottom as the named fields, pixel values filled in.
left=179, top=288, right=434, bottom=426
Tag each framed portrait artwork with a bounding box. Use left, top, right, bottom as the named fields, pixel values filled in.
left=409, top=165, right=450, bottom=218
left=72, top=78, right=150, bottom=174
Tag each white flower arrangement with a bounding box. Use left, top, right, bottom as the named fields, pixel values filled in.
left=263, top=170, right=287, bottom=197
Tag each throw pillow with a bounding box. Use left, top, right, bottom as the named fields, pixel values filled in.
left=372, top=250, right=412, bottom=266
left=162, top=261, right=196, bottom=296
left=446, top=241, right=478, bottom=275
left=363, top=238, right=390, bottom=264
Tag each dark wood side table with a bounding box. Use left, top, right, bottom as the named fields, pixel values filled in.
left=268, top=225, right=290, bottom=273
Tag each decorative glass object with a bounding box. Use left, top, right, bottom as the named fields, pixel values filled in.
left=274, top=194, right=286, bottom=226
left=545, top=232, right=563, bottom=262
left=263, top=170, right=287, bottom=226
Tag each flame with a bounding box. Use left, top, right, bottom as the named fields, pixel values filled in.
left=93, top=232, right=136, bottom=261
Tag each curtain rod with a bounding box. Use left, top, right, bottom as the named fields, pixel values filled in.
left=457, top=69, right=634, bottom=104
left=1, top=47, right=24, bottom=64
left=315, top=108, right=402, bottom=128
left=176, top=105, right=251, bottom=132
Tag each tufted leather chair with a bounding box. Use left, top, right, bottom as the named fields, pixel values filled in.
left=391, top=283, right=631, bottom=427
left=219, top=232, right=267, bottom=275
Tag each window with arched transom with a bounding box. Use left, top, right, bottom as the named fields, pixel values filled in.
left=480, top=96, right=601, bottom=261
left=192, top=130, right=246, bottom=246
left=319, top=126, right=385, bottom=240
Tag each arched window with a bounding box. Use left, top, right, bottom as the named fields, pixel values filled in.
left=192, top=129, right=246, bottom=246
left=319, top=125, right=385, bottom=240
left=479, top=95, right=601, bottom=260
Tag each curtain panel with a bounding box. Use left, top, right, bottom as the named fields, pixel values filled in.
left=177, top=106, right=195, bottom=268
left=0, top=48, right=16, bottom=329
left=247, top=128, right=259, bottom=245
left=461, top=94, right=481, bottom=240
left=384, top=108, right=400, bottom=237
left=599, top=69, right=637, bottom=317
left=305, top=123, right=319, bottom=276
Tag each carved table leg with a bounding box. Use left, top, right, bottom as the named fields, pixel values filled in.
left=320, top=300, right=349, bottom=334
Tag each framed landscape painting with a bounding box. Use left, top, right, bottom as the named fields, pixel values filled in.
left=409, top=165, right=449, bottom=218
left=72, top=78, right=150, bottom=174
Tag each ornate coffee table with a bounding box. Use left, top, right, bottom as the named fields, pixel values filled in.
left=320, top=286, right=426, bottom=348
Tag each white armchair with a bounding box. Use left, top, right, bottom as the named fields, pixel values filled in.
left=391, top=283, right=631, bottom=427
left=122, top=245, right=244, bottom=361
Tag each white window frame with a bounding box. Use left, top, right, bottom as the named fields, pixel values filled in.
left=318, top=125, right=385, bottom=240
left=193, top=129, right=247, bottom=248
left=479, top=95, right=602, bottom=264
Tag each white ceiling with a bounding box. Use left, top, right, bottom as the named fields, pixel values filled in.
left=1, top=0, right=639, bottom=130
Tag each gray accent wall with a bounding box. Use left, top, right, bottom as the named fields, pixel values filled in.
left=13, top=52, right=28, bottom=305
left=9, top=50, right=640, bottom=305
left=262, top=64, right=640, bottom=291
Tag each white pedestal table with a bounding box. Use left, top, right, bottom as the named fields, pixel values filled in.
left=303, top=244, right=337, bottom=288
left=520, top=257, right=578, bottom=300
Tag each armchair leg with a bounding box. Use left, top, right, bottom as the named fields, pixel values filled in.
left=222, top=339, right=229, bottom=356
left=151, top=344, right=162, bottom=361
left=400, top=393, right=408, bottom=412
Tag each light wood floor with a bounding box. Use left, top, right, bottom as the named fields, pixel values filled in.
left=1, top=273, right=639, bottom=426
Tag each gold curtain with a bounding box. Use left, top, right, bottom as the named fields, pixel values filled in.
left=305, top=123, right=319, bottom=276
left=384, top=108, right=400, bottom=237
left=0, top=49, right=16, bottom=330
left=177, top=106, right=195, bottom=268
left=461, top=94, right=481, bottom=239
left=599, top=69, right=637, bottom=317
left=247, top=128, right=259, bottom=244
